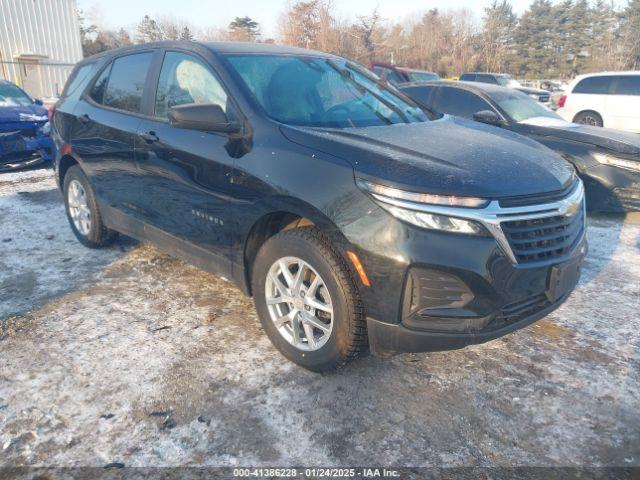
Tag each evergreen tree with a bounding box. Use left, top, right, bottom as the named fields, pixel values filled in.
left=136, top=15, right=163, bottom=43
left=228, top=16, right=261, bottom=42
left=565, top=0, right=591, bottom=76
left=180, top=26, right=194, bottom=41
left=513, top=0, right=556, bottom=77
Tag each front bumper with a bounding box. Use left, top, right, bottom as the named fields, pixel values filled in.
left=367, top=292, right=569, bottom=355
left=366, top=253, right=584, bottom=356
left=0, top=124, right=53, bottom=172
left=581, top=164, right=640, bottom=212
left=343, top=181, right=587, bottom=356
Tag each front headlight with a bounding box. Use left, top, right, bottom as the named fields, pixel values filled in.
left=592, top=153, right=640, bottom=173
left=386, top=206, right=489, bottom=235
left=358, top=180, right=490, bottom=236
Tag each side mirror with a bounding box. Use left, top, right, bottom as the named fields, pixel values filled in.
left=168, top=103, right=241, bottom=134
left=473, top=110, right=503, bottom=127
left=34, top=99, right=44, bottom=106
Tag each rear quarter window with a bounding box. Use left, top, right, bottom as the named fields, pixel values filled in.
left=62, top=62, right=98, bottom=98
left=573, top=76, right=614, bottom=94
left=89, top=64, right=111, bottom=104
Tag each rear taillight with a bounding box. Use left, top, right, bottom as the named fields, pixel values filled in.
left=557, top=95, right=567, bottom=108
left=48, top=106, right=55, bottom=122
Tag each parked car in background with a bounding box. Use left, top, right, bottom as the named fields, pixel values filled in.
left=52, top=41, right=586, bottom=371
left=0, top=80, right=52, bottom=171
left=556, top=71, right=640, bottom=133
left=400, top=80, right=640, bottom=212
left=371, top=62, right=439, bottom=85
left=459, top=72, right=551, bottom=104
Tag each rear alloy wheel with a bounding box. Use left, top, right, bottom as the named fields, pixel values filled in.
left=63, top=165, right=118, bottom=248
left=252, top=227, right=367, bottom=372
left=573, top=111, right=603, bottom=127
left=67, top=179, right=92, bottom=236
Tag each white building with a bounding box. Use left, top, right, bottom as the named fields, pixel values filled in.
left=0, top=0, right=83, bottom=100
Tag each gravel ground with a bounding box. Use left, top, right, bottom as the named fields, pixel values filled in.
left=0, top=168, right=639, bottom=468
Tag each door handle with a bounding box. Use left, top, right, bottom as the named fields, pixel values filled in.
left=78, top=114, right=90, bottom=124
left=139, top=131, right=159, bottom=143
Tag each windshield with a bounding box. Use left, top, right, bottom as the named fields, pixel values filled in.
left=0, top=83, right=33, bottom=107
left=226, top=55, right=428, bottom=128
left=494, top=74, right=520, bottom=88
left=492, top=89, right=561, bottom=123
left=406, top=71, right=439, bottom=82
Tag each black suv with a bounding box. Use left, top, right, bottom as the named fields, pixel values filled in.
left=52, top=42, right=586, bottom=371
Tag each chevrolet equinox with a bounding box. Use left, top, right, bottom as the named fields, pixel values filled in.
left=52, top=42, right=587, bottom=371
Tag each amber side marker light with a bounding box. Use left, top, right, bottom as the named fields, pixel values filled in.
left=347, top=251, right=371, bottom=287
left=60, top=144, right=72, bottom=156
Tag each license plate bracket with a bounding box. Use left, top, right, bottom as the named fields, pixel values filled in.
left=1, top=137, right=26, bottom=154
left=546, top=259, right=581, bottom=303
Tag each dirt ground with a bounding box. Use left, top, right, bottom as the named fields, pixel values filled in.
left=0, top=168, right=639, bottom=468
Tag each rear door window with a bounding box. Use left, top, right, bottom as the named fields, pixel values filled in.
left=102, top=52, right=153, bottom=113
left=433, top=87, right=492, bottom=118
left=573, top=76, right=614, bottom=94
left=402, top=85, right=435, bottom=107
left=612, top=76, right=640, bottom=96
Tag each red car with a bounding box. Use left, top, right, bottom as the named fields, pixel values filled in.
left=370, top=62, right=439, bottom=85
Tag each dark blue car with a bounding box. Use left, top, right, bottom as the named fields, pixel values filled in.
left=0, top=79, right=53, bottom=171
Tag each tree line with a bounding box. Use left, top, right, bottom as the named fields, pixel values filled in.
left=79, top=0, right=640, bottom=79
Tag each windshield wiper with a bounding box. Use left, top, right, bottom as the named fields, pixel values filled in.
left=326, top=60, right=410, bottom=123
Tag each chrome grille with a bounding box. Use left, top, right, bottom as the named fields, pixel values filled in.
left=501, top=202, right=585, bottom=264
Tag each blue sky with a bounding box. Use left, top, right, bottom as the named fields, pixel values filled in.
left=78, top=0, right=626, bottom=37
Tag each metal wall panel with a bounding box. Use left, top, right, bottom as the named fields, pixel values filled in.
left=0, top=0, right=83, bottom=98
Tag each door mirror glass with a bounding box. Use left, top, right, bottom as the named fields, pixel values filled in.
left=473, top=110, right=503, bottom=126
left=168, top=103, right=241, bottom=133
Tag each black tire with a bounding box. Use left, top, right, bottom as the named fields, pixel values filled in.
left=252, top=227, right=367, bottom=372
left=573, top=111, right=603, bottom=127
left=63, top=165, right=118, bottom=248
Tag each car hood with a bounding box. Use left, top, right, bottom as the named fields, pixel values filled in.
left=517, top=118, right=640, bottom=156
left=281, top=115, right=574, bottom=199
left=0, top=103, right=48, bottom=124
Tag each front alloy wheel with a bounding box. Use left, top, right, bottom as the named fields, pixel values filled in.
left=252, top=227, right=367, bottom=372
left=265, top=257, right=333, bottom=351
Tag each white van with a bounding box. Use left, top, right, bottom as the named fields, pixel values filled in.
left=557, top=72, right=640, bottom=133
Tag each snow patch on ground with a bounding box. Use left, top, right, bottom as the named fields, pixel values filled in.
left=0, top=168, right=638, bottom=467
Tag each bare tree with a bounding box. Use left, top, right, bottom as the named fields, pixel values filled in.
left=481, top=0, right=517, bottom=73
